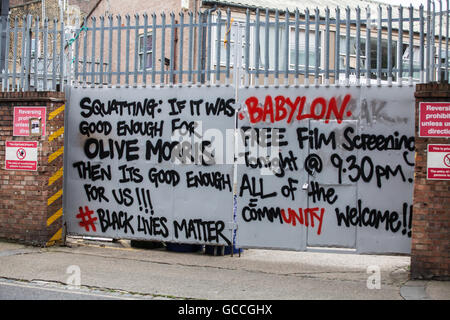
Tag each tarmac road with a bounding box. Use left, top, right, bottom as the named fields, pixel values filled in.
left=0, top=238, right=448, bottom=300
left=0, top=278, right=130, bottom=300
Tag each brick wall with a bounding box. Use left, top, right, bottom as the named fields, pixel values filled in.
left=411, top=83, right=450, bottom=280
left=0, top=91, right=65, bottom=246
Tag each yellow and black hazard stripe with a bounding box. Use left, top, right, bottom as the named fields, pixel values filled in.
left=46, top=104, right=65, bottom=246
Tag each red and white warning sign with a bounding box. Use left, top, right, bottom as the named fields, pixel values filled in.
left=419, top=102, right=450, bottom=137
left=5, top=141, right=38, bottom=171
left=13, top=106, right=46, bottom=136
left=427, top=144, right=450, bottom=180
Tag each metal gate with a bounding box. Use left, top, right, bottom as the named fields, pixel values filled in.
left=234, top=85, right=414, bottom=254
left=23, top=3, right=446, bottom=254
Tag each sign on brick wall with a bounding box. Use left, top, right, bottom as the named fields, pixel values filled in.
left=419, top=102, right=450, bottom=137
left=5, top=141, right=38, bottom=171
left=13, top=107, right=46, bottom=136
left=427, top=144, right=450, bottom=180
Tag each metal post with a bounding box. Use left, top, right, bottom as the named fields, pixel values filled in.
left=225, top=8, right=231, bottom=85
left=284, top=8, right=289, bottom=86
left=388, top=5, right=393, bottom=84
left=356, top=6, right=361, bottom=86
left=335, top=7, right=340, bottom=86
left=376, top=6, right=382, bottom=86
left=325, top=7, right=330, bottom=85
left=116, top=15, right=122, bottom=86
left=274, top=9, right=279, bottom=86
left=125, top=14, right=130, bottom=86
left=305, top=8, right=310, bottom=86
left=215, top=10, right=222, bottom=84
left=365, top=6, right=371, bottom=86
left=90, top=17, right=96, bottom=87
left=43, top=17, right=48, bottom=90
left=398, top=6, right=403, bottom=86
left=345, top=6, right=350, bottom=86
left=254, top=8, right=260, bottom=86
left=264, top=8, right=269, bottom=86
left=314, top=7, right=320, bottom=86
left=133, top=14, right=139, bottom=86
left=244, top=9, right=249, bottom=86
left=409, top=5, right=414, bottom=85
left=438, top=0, right=442, bottom=81
left=33, top=16, right=39, bottom=90
left=99, top=16, right=105, bottom=87
left=108, top=15, right=113, bottom=86
left=178, top=12, right=184, bottom=85
left=188, top=11, right=193, bottom=84
left=143, top=13, right=148, bottom=86
left=169, top=12, right=175, bottom=86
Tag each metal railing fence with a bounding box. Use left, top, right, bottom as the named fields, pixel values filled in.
left=0, top=0, right=448, bottom=92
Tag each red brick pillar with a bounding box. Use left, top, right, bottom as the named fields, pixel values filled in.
left=0, top=92, right=65, bottom=246
left=411, top=83, right=450, bottom=280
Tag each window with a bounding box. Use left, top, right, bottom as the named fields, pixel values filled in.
left=339, top=35, right=397, bottom=81
left=138, top=33, right=153, bottom=70
left=289, top=28, right=321, bottom=69
left=436, top=51, right=449, bottom=82
left=212, top=19, right=286, bottom=70
left=401, top=45, right=420, bottom=80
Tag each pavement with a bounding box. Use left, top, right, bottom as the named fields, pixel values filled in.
left=0, top=237, right=448, bottom=300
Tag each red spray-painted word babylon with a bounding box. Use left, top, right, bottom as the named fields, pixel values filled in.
left=244, top=94, right=352, bottom=124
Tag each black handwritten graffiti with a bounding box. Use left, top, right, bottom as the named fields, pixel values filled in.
left=137, top=215, right=169, bottom=237
left=239, top=174, right=277, bottom=199
left=241, top=204, right=284, bottom=223
left=84, top=184, right=109, bottom=202
left=342, top=127, right=415, bottom=152
left=167, top=97, right=235, bottom=117
left=304, top=154, right=323, bottom=176
left=69, top=89, right=416, bottom=252
left=148, top=168, right=180, bottom=188
left=330, top=153, right=410, bottom=187
left=79, top=97, right=161, bottom=118
left=281, top=178, right=299, bottom=201
left=117, top=120, right=164, bottom=137
left=83, top=138, right=140, bottom=161
left=241, top=202, right=325, bottom=236
left=335, top=200, right=412, bottom=238
left=112, top=188, right=134, bottom=206
left=97, top=208, right=135, bottom=234
left=79, top=121, right=112, bottom=137
left=73, top=161, right=112, bottom=181
left=186, top=171, right=232, bottom=192
left=173, top=219, right=231, bottom=245
left=307, top=181, right=338, bottom=205
left=297, top=127, right=336, bottom=150
left=240, top=127, right=289, bottom=147
left=296, top=126, right=415, bottom=152
left=145, top=139, right=215, bottom=165
left=243, top=150, right=298, bottom=178
left=119, top=164, right=143, bottom=183
left=171, top=118, right=198, bottom=135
